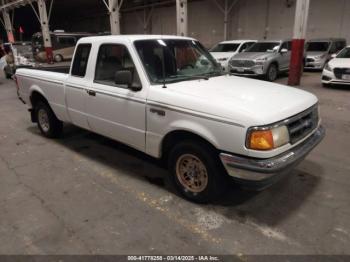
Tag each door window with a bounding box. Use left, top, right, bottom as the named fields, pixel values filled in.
left=94, top=44, right=141, bottom=88
left=57, top=36, right=76, bottom=47
left=335, top=41, right=346, bottom=52
left=239, top=43, right=248, bottom=52
left=280, top=42, right=291, bottom=51
left=71, top=44, right=91, bottom=77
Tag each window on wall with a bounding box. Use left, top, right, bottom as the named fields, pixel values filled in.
left=94, top=44, right=141, bottom=87
left=71, top=44, right=91, bottom=77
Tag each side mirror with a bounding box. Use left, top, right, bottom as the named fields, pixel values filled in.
left=241, top=49, right=246, bottom=53
left=280, top=48, right=288, bottom=54
left=331, top=53, right=337, bottom=59
left=115, top=70, right=141, bottom=91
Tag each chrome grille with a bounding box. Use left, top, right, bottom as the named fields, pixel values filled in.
left=287, top=106, right=319, bottom=144
left=230, top=60, right=255, bottom=68
left=333, top=68, right=350, bottom=79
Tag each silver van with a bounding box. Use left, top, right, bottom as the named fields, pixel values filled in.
left=228, top=40, right=292, bottom=81
left=305, top=38, right=347, bottom=70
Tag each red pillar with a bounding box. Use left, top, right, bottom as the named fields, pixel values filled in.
left=288, top=39, right=305, bottom=86
left=45, top=47, right=54, bottom=64
left=288, top=0, right=310, bottom=86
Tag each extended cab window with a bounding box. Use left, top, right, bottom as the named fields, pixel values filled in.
left=71, top=44, right=91, bottom=77
left=95, top=44, right=141, bottom=87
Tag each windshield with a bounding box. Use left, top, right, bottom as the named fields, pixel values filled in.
left=307, top=42, right=330, bottom=52
left=336, top=47, right=350, bottom=58
left=210, top=43, right=240, bottom=52
left=134, top=39, right=221, bottom=84
left=246, top=42, right=280, bottom=52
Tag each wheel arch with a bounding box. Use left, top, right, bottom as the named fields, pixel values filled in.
left=160, top=129, right=219, bottom=161
left=29, top=89, right=49, bottom=122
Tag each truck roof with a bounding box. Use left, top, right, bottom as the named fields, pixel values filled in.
left=78, top=34, right=195, bottom=43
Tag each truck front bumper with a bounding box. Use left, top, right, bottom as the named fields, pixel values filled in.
left=219, top=126, right=325, bottom=185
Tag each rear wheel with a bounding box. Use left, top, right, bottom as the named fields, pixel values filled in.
left=54, top=54, right=63, bottom=63
left=265, top=64, right=278, bottom=82
left=35, top=101, right=63, bottom=138
left=168, top=140, right=227, bottom=203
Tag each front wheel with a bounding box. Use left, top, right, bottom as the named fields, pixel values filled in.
left=168, top=141, right=228, bottom=203
left=35, top=101, right=63, bottom=138
left=265, top=64, right=278, bottom=82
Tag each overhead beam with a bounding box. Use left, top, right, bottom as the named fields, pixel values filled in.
left=176, top=0, right=187, bottom=36
left=0, top=0, right=35, bottom=11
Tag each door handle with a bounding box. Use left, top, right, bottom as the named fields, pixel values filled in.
left=150, top=108, right=165, bottom=116
left=87, top=90, right=96, bottom=96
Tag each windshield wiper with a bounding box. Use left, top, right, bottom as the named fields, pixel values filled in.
left=169, top=75, right=209, bottom=81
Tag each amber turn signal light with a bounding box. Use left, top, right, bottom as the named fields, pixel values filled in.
left=249, top=130, right=274, bottom=150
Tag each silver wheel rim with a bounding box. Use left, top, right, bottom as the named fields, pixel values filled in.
left=55, top=55, right=62, bottom=62
left=176, top=154, right=208, bottom=193
left=38, top=109, right=50, bottom=132
left=269, top=66, right=277, bottom=80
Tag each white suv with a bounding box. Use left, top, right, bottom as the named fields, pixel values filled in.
left=210, top=40, right=257, bottom=72
left=322, top=46, right=350, bottom=87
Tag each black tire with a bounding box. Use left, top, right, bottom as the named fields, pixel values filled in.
left=35, top=101, right=63, bottom=138
left=54, top=54, right=63, bottom=63
left=168, top=140, right=228, bottom=203
left=322, top=83, right=330, bottom=88
left=265, top=63, right=278, bottom=82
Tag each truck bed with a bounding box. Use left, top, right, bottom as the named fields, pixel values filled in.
left=17, top=65, right=70, bottom=74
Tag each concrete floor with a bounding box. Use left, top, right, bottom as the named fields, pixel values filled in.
left=0, top=72, right=349, bottom=255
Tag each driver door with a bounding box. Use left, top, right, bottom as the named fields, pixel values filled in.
left=86, top=43, right=146, bottom=151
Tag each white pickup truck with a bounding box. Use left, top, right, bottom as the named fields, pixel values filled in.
left=16, top=35, right=325, bottom=203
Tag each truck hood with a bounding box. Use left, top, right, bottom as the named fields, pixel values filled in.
left=149, top=75, right=318, bottom=127
left=231, top=52, right=273, bottom=61
left=328, top=58, right=350, bottom=68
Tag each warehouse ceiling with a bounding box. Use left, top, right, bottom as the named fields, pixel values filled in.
left=0, top=0, right=202, bottom=41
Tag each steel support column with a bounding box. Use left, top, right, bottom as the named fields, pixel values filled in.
left=176, top=0, right=187, bottom=36
left=2, top=8, right=14, bottom=43
left=288, top=0, right=310, bottom=86
left=108, top=0, right=121, bottom=34
left=37, top=0, right=53, bottom=63
left=212, top=0, right=238, bottom=41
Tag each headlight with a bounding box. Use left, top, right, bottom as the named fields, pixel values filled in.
left=324, top=63, right=332, bottom=72
left=247, top=125, right=290, bottom=150
left=314, top=54, right=326, bottom=60
left=254, top=58, right=267, bottom=65
left=217, top=58, right=228, bottom=61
